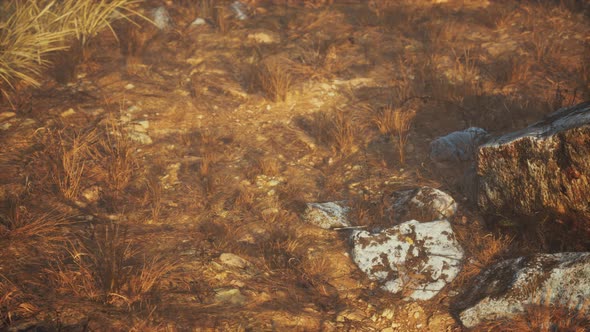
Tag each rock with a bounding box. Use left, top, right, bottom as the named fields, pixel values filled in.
left=384, top=187, right=457, bottom=223
left=124, top=83, right=135, bottom=90
left=247, top=31, right=280, bottom=44
left=454, top=252, right=590, bottom=328
left=351, top=220, right=464, bottom=300
left=127, top=131, right=152, bottom=144
left=477, top=101, right=590, bottom=225
left=0, top=111, right=16, bottom=121
left=219, top=253, right=250, bottom=269
left=152, top=6, right=173, bottom=30
left=304, top=201, right=350, bottom=229
left=191, top=17, right=206, bottom=26
left=214, top=288, right=247, bottom=305
left=336, top=309, right=365, bottom=322
left=60, top=108, right=76, bottom=117
left=81, top=186, right=101, bottom=203
left=430, top=127, right=490, bottom=165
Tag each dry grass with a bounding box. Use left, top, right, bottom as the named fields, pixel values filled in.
left=0, top=0, right=145, bottom=102
left=369, top=103, right=417, bottom=165
left=257, top=57, right=293, bottom=102
left=97, top=121, right=140, bottom=194
left=48, top=222, right=176, bottom=309
left=0, top=1, right=71, bottom=104
left=212, top=4, right=232, bottom=34
left=45, top=128, right=97, bottom=200
left=455, top=230, right=514, bottom=284
left=0, top=277, right=37, bottom=327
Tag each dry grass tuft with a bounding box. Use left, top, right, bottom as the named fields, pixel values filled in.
left=370, top=103, right=416, bottom=164
left=47, top=128, right=97, bottom=200
left=0, top=1, right=71, bottom=104
left=0, top=0, right=145, bottom=101
left=0, top=278, right=37, bottom=327
left=48, top=222, right=176, bottom=309
left=257, top=57, right=293, bottom=102
left=455, top=230, right=514, bottom=284
left=96, top=121, right=140, bottom=194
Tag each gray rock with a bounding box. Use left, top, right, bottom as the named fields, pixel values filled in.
left=351, top=220, right=464, bottom=300
left=214, top=288, right=247, bottom=305
left=219, top=253, right=250, bottom=270
left=127, top=131, right=152, bottom=145
left=477, top=101, right=590, bottom=225
left=384, top=187, right=457, bottom=223
left=304, top=201, right=350, bottom=229
left=455, top=252, right=590, bottom=328
left=430, top=127, right=490, bottom=165
left=152, top=6, right=173, bottom=30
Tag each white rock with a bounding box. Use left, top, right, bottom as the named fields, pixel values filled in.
left=247, top=31, right=280, bottom=44
left=351, top=220, right=464, bottom=300
left=124, top=83, right=135, bottom=90
left=386, top=187, right=457, bottom=223
left=191, top=17, right=206, bottom=26
left=214, top=288, right=246, bottom=305
left=456, top=252, right=590, bottom=328
left=152, top=6, right=173, bottom=30
left=430, top=127, right=490, bottom=164
left=304, top=201, right=350, bottom=229
left=219, top=253, right=250, bottom=269
left=127, top=131, right=152, bottom=144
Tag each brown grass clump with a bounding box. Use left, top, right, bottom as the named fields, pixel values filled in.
left=257, top=57, right=293, bottom=102
left=48, top=222, right=176, bottom=309
left=370, top=103, right=416, bottom=164
left=0, top=278, right=37, bottom=327
left=46, top=128, right=97, bottom=200
left=0, top=1, right=71, bottom=104
left=95, top=121, right=140, bottom=194
left=454, top=229, right=514, bottom=284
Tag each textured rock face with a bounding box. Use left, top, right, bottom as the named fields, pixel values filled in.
left=385, top=187, right=457, bottom=223
left=430, top=127, right=490, bottom=165
left=477, top=101, right=590, bottom=224
left=303, top=201, right=350, bottom=229
left=351, top=220, right=464, bottom=300
left=455, top=252, right=590, bottom=328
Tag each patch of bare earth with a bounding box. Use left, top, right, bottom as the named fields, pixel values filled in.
left=1, top=0, right=589, bottom=330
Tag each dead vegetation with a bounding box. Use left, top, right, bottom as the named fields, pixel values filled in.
left=0, top=0, right=589, bottom=330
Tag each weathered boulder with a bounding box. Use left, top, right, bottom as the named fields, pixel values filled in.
left=350, top=220, right=464, bottom=300
left=477, top=101, right=590, bottom=225
left=454, top=252, right=590, bottom=328
left=430, top=128, right=490, bottom=202
left=384, top=187, right=458, bottom=223
left=303, top=201, right=350, bottom=229
left=430, top=127, right=490, bottom=166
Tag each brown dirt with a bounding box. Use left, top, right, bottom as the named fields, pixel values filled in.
left=1, top=0, right=589, bottom=331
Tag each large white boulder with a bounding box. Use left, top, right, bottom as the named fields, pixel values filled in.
left=351, top=220, right=464, bottom=300
left=455, top=252, right=590, bottom=328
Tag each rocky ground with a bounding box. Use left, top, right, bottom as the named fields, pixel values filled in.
left=1, top=0, right=589, bottom=330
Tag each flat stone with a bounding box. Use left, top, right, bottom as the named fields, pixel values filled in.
left=385, top=187, right=457, bottom=223
left=214, top=288, right=246, bottom=305
left=219, top=253, right=250, bottom=270
left=351, top=220, right=464, bottom=300
left=304, top=201, right=350, bottom=229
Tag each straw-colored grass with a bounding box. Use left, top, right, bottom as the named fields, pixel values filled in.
left=0, top=1, right=71, bottom=95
